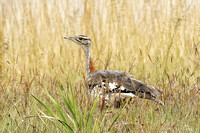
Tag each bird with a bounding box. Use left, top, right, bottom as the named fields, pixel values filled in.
left=64, top=35, right=164, bottom=110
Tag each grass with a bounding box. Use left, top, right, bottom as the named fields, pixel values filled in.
left=0, top=0, right=200, bottom=132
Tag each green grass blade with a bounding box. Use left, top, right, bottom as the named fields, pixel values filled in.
left=31, top=94, right=58, bottom=118
left=44, top=88, right=68, bottom=123
left=32, top=93, right=74, bottom=132
left=58, top=82, right=75, bottom=119
left=69, top=80, right=75, bottom=107
left=86, top=93, right=100, bottom=133
left=58, top=119, right=74, bottom=133
left=69, top=80, right=77, bottom=120
left=47, top=88, right=78, bottom=131
left=58, top=83, right=79, bottom=129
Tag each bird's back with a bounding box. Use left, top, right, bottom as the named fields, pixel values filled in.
left=87, top=70, right=163, bottom=103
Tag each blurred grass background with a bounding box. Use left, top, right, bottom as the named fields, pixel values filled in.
left=0, top=0, right=200, bottom=132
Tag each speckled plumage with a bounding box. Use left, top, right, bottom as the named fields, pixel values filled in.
left=87, top=70, right=163, bottom=105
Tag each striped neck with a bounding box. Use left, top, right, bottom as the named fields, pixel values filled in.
left=84, top=43, right=96, bottom=76
left=86, top=47, right=91, bottom=76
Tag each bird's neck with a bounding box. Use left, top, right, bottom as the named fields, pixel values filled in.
left=85, top=47, right=96, bottom=76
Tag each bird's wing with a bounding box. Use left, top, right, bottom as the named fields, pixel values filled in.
left=87, top=70, right=163, bottom=101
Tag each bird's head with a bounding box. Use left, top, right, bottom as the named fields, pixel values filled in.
left=64, top=35, right=91, bottom=53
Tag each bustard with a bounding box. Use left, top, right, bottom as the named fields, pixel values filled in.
left=64, top=35, right=164, bottom=109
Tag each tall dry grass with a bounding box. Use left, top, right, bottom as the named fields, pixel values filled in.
left=0, top=0, right=200, bottom=132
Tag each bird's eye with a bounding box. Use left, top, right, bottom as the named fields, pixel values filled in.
left=79, top=38, right=83, bottom=40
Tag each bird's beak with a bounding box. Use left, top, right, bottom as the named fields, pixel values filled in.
left=64, top=36, right=76, bottom=42
left=64, top=36, right=71, bottom=39
left=64, top=36, right=79, bottom=45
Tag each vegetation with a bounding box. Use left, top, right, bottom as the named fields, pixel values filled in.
left=0, top=0, right=199, bottom=132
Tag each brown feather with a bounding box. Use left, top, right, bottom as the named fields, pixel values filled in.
left=89, top=58, right=97, bottom=74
